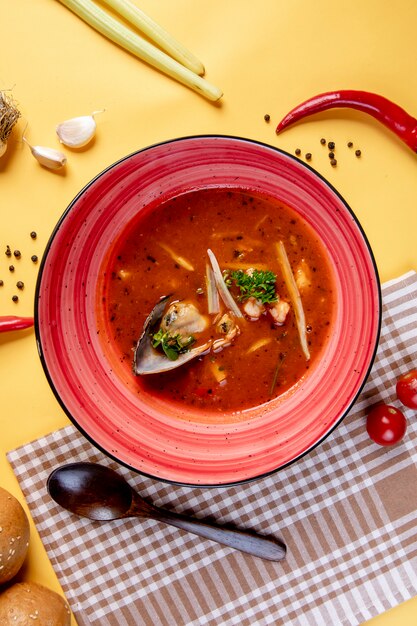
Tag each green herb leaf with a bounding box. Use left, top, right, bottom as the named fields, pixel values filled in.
left=227, top=269, right=278, bottom=304
left=152, top=329, right=196, bottom=361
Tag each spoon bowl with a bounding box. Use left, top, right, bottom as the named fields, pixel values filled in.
left=47, top=462, right=286, bottom=561
left=48, top=462, right=134, bottom=521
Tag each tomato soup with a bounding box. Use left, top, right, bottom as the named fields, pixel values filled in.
left=99, top=188, right=336, bottom=414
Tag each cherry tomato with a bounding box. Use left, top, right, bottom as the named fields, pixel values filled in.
left=396, top=369, right=417, bottom=409
left=366, top=404, right=406, bottom=446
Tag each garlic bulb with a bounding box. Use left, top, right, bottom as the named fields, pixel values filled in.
left=0, top=141, right=7, bottom=157
left=56, top=111, right=103, bottom=148
left=23, top=137, right=67, bottom=170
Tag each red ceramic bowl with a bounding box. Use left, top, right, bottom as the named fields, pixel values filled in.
left=35, top=136, right=381, bottom=486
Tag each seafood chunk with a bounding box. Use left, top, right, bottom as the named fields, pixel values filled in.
left=161, top=301, right=208, bottom=340
left=133, top=296, right=211, bottom=375
left=212, top=312, right=240, bottom=351
left=268, top=300, right=290, bottom=326
left=216, top=312, right=240, bottom=341
left=243, top=297, right=265, bottom=320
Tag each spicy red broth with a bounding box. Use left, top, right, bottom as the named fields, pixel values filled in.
left=99, top=188, right=336, bottom=415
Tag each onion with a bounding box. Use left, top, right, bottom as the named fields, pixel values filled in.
left=276, top=241, right=310, bottom=360
left=207, top=249, right=243, bottom=318
left=205, top=263, right=220, bottom=314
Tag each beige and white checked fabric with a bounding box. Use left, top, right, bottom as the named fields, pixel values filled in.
left=7, top=271, right=417, bottom=626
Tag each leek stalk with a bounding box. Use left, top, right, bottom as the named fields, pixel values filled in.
left=206, top=263, right=220, bottom=314
left=101, top=0, right=205, bottom=75
left=276, top=241, right=310, bottom=360
left=57, top=0, right=223, bottom=101
left=207, top=249, right=243, bottom=318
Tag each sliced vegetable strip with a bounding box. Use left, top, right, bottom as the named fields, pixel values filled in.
left=57, top=0, right=222, bottom=101
left=246, top=337, right=272, bottom=354
left=101, top=0, right=205, bottom=76
left=223, top=261, right=268, bottom=271
left=207, top=249, right=243, bottom=318
left=158, top=242, right=194, bottom=271
left=205, top=263, right=220, bottom=314
left=276, top=241, right=310, bottom=360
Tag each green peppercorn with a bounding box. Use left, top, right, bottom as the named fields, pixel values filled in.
left=16, top=281, right=24, bottom=290
left=355, top=149, right=361, bottom=157
left=12, top=295, right=18, bottom=303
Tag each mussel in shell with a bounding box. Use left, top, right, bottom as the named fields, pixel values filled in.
left=133, top=296, right=211, bottom=375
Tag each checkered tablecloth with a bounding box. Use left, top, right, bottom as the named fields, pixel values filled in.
left=7, top=271, right=417, bottom=626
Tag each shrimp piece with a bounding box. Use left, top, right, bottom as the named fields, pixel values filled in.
left=242, top=296, right=265, bottom=320
left=268, top=300, right=290, bottom=326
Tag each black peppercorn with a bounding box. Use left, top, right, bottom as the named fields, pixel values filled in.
left=328, top=151, right=335, bottom=159
left=328, top=141, right=335, bottom=150
left=16, top=281, right=24, bottom=290
left=355, top=149, right=362, bottom=157
left=13, top=250, right=21, bottom=259
left=31, top=255, right=38, bottom=263
left=0, top=280, right=3, bottom=287
left=9, top=265, right=15, bottom=272
left=12, top=295, right=18, bottom=303
left=320, top=138, right=326, bottom=145
left=295, top=148, right=301, bottom=156
left=305, top=153, right=312, bottom=161
left=5, top=246, right=11, bottom=257
left=264, top=114, right=270, bottom=123
left=347, top=141, right=353, bottom=148
left=330, top=158, right=337, bottom=167
left=30, top=231, right=37, bottom=239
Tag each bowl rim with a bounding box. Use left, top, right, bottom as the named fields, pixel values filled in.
left=34, top=134, right=382, bottom=488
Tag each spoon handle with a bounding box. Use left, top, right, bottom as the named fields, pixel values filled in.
left=149, top=506, right=286, bottom=561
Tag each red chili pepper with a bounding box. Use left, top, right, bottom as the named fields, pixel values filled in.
left=0, top=316, right=34, bottom=332
left=276, top=90, right=417, bottom=152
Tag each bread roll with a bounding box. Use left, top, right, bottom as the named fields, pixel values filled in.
left=0, top=581, right=71, bottom=625
left=0, top=486, right=30, bottom=584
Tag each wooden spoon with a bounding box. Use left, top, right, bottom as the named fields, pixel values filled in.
left=47, top=462, right=286, bottom=562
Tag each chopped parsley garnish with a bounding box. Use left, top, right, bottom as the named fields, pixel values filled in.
left=224, top=269, right=278, bottom=304
left=152, top=329, right=195, bottom=361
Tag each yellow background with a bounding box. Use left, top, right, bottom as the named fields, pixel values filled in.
left=1, top=1, right=417, bottom=624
